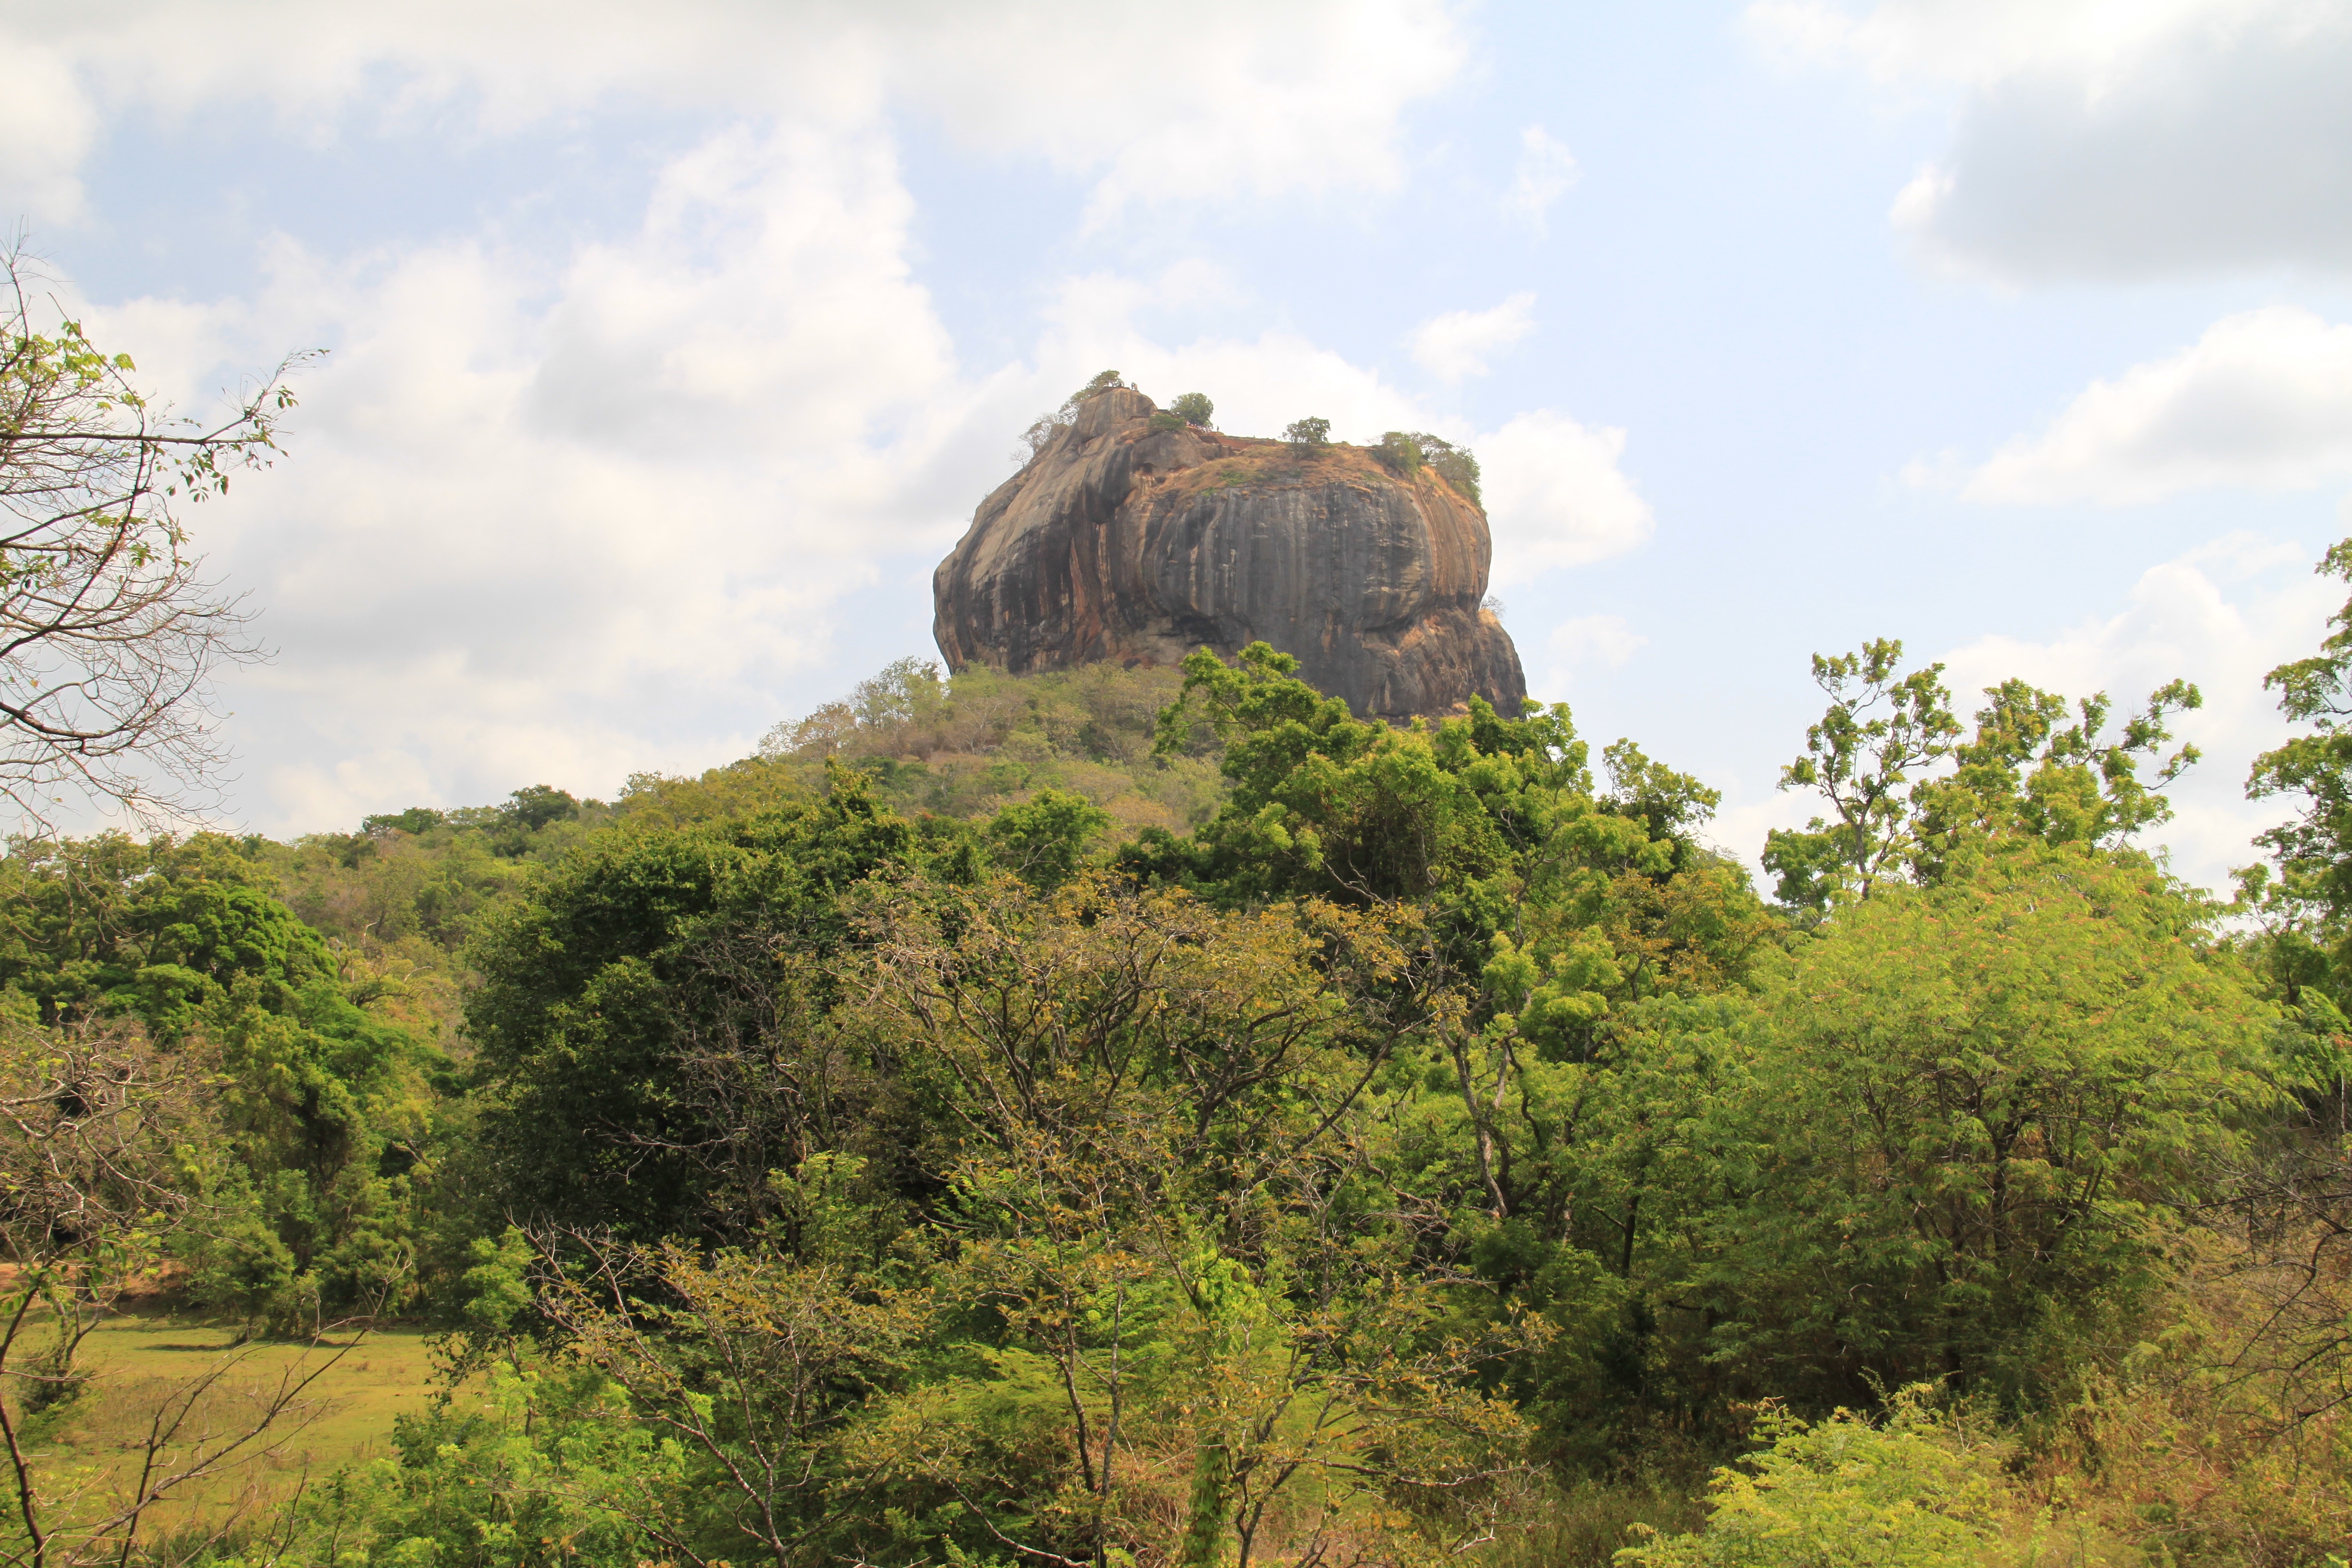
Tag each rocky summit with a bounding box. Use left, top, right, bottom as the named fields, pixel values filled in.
left=931, top=387, right=1526, bottom=718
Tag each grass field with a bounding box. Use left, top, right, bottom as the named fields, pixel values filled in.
left=9, top=1308, right=439, bottom=1549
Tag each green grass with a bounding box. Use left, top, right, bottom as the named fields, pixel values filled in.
left=9, top=1309, right=438, bottom=1548
left=1481, top=1476, right=1709, bottom=1568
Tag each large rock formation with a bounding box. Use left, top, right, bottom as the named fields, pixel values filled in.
left=931, top=388, right=1526, bottom=718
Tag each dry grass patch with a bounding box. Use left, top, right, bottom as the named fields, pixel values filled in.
left=8, top=1310, right=436, bottom=1549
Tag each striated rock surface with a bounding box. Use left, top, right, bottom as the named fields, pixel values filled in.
left=932, top=388, right=1526, bottom=718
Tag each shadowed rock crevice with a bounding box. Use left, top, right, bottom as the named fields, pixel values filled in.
left=932, top=388, right=1527, bottom=718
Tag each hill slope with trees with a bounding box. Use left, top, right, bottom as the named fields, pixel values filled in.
left=5, top=597, right=2351, bottom=1562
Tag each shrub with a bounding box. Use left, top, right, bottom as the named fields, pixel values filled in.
left=1170, top=391, right=1215, bottom=427
left=1148, top=411, right=1186, bottom=432
left=1017, top=415, right=1062, bottom=457
left=1018, top=370, right=1132, bottom=457
left=1283, top=415, right=1332, bottom=450
left=1374, top=430, right=1425, bottom=474
left=1411, top=431, right=1482, bottom=505
left=1619, top=1390, right=2112, bottom=1568
left=1686, top=853, right=2275, bottom=1411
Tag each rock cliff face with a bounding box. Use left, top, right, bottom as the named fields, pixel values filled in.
left=931, top=389, right=1526, bottom=718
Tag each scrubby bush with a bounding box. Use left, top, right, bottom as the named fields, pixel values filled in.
left=755, top=657, right=1228, bottom=831
left=1283, top=415, right=1331, bottom=450
left=1018, top=369, right=1132, bottom=456
left=1620, top=1391, right=2117, bottom=1568
left=1411, top=430, right=1482, bottom=504
left=1374, top=429, right=1425, bottom=474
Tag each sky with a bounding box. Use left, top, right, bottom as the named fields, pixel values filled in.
left=6, top=0, right=2352, bottom=894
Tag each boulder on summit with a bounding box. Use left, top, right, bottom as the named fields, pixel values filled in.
left=931, top=386, right=1527, bottom=718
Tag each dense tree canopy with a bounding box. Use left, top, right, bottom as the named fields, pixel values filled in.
left=3, top=592, right=2349, bottom=1565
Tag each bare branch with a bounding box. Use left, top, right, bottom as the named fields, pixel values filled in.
left=0, top=242, right=303, bottom=833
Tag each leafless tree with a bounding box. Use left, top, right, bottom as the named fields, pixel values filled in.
left=0, top=242, right=308, bottom=832
left=0, top=1017, right=232, bottom=1413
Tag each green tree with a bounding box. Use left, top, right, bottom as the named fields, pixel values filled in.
left=537, top=1236, right=932, bottom=1568
left=1763, top=639, right=1960, bottom=907
left=461, top=769, right=928, bottom=1239
left=1674, top=852, right=2275, bottom=1409
left=0, top=833, right=440, bottom=1320
left=1019, top=370, right=1129, bottom=457
left=358, top=805, right=444, bottom=836
left=500, top=784, right=579, bottom=832
left=1169, top=391, right=1214, bottom=427
left=1909, top=677, right=2201, bottom=882
left=842, top=877, right=1538, bottom=1568
left=1132, top=644, right=1776, bottom=1461
left=0, top=1014, right=378, bottom=1567
left=1619, top=1391, right=2052, bottom=1568
left=983, top=786, right=1109, bottom=890
left=258, top=1353, right=670, bottom=1568
left=2244, top=537, right=2352, bottom=991
left=1282, top=416, right=1331, bottom=450
left=1765, top=640, right=2200, bottom=911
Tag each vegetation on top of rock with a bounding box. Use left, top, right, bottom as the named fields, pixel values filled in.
left=1019, top=367, right=1133, bottom=456
left=1283, top=414, right=1332, bottom=450
left=1414, top=430, right=1483, bottom=504
left=1375, top=428, right=1426, bottom=474
left=1368, top=429, right=1483, bottom=503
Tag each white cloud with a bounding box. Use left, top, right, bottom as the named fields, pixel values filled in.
left=1017, top=284, right=1657, bottom=601
left=1029, top=266, right=1426, bottom=445
left=50, top=135, right=1650, bottom=833
left=1551, top=616, right=1644, bottom=669
left=2, top=1, right=1469, bottom=229
left=1749, top=0, right=2277, bottom=87
left=1477, top=411, right=1655, bottom=584
left=0, top=4, right=1690, bottom=836
left=1408, top=292, right=1538, bottom=382
left=0, top=0, right=1490, bottom=833
left=65, top=123, right=980, bottom=832
left=1531, top=615, right=1647, bottom=708
left=1751, top=0, right=2352, bottom=280
left=1961, top=306, right=2352, bottom=504
left=1501, top=125, right=1579, bottom=233
left=0, top=38, right=95, bottom=223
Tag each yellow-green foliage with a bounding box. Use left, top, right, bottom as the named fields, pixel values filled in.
left=9, top=635, right=2352, bottom=1567
left=1620, top=1390, right=2125, bottom=1568
left=755, top=655, right=1228, bottom=832
left=242, top=655, right=1221, bottom=1049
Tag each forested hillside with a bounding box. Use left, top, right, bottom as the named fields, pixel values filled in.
left=5, top=601, right=2351, bottom=1566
